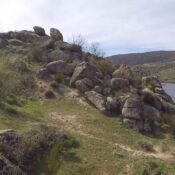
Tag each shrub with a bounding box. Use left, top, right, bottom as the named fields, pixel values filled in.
left=6, top=95, right=24, bottom=107
left=0, top=102, right=18, bottom=115
left=50, top=81, right=59, bottom=89
left=30, top=43, right=46, bottom=62
left=45, top=90, right=56, bottom=99
left=0, top=125, right=79, bottom=174
left=96, top=60, right=115, bottom=75
left=54, top=73, right=65, bottom=83
left=0, top=54, right=37, bottom=100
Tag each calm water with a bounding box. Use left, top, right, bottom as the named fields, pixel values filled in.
left=162, top=83, right=175, bottom=102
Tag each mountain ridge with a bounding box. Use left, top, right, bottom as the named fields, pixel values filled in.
left=107, top=50, right=175, bottom=65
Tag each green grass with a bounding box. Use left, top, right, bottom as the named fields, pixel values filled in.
left=0, top=98, right=174, bottom=174
left=156, top=68, right=175, bottom=83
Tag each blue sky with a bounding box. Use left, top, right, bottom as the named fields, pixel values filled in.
left=0, top=0, right=175, bottom=56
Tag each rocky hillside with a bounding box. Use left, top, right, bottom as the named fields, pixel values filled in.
left=107, top=51, right=175, bottom=65
left=0, top=26, right=175, bottom=174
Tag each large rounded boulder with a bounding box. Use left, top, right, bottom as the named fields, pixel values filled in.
left=111, top=78, right=130, bottom=90
left=122, top=94, right=142, bottom=120
left=48, top=49, right=69, bottom=62
left=70, top=62, right=99, bottom=87
left=50, top=28, right=63, bottom=41
left=33, top=26, right=46, bottom=36
left=46, top=60, right=74, bottom=75
left=85, top=91, right=106, bottom=112
left=142, top=88, right=162, bottom=110
left=112, top=65, right=133, bottom=80
left=143, top=104, right=161, bottom=122
left=75, top=78, right=93, bottom=93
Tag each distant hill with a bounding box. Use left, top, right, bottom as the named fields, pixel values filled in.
left=107, top=51, right=175, bottom=65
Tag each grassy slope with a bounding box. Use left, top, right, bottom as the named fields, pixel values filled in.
left=1, top=98, right=175, bottom=175
left=156, top=68, right=175, bottom=83
left=0, top=50, right=175, bottom=174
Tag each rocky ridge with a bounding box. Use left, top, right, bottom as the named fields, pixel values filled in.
left=1, top=26, right=175, bottom=133
left=1, top=26, right=175, bottom=174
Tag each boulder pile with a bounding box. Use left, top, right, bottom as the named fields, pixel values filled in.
left=1, top=26, right=175, bottom=133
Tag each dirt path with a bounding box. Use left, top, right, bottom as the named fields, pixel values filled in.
left=114, top=143, right=174, bottom=161
left=49, top=111, right=175, bottom=162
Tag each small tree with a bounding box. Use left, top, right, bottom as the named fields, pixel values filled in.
left=71, top=34, right=88, bottom=52
left=70, top=34, right=105, bottom=58
left=89, top=42, right=105, bottom=58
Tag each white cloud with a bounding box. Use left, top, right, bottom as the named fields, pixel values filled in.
left=0, top=0, right=175, bottom=55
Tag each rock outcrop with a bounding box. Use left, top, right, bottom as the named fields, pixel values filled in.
left=75, top=78, right=93, bottom=93
left=70, top=62, right=99, bottom=87
left=50, top=28, right=63, bottom=41
left=85, top=91, right=106, bottom=112
left=48, top=49, right=69, bottom=62
left=1, top=26, right=175, bottom=134
left=111, top=78, right=129, bottom=90
left=122, top=94, right=142, bottom=120
left=45, top=60, right=74, bottom=75
left=33, top=26, right=46, bottom=36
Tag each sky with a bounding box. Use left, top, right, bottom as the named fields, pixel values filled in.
left=0, top=0, right=175, bottom=56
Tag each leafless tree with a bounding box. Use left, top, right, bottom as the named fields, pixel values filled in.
left=71, top=34, right=88, bottom=52
left=88, top=42, right=105, bottom=58
left=70, top=34, right=105, bottom=58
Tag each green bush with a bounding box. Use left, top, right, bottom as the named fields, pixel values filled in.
left=96, top=60, right=115, bottom=75
left=6, top=95, right=24, bottom=107
left=0, top=54, right=37, bottom=101
left=30, top=43, right=44, bottom=62
left=0, top=102, right=18, bottom=115
left=45, top=90, right=56, bottom=99
left=54, top=73, right=65, bottom=83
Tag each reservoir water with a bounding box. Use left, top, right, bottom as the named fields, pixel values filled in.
left=162, top=83, right=175, bottom=102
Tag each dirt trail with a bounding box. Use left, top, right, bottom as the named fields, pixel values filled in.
left=114, top=143, right=174, bottom=161
left=49, top=111, right=175, bottom=162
